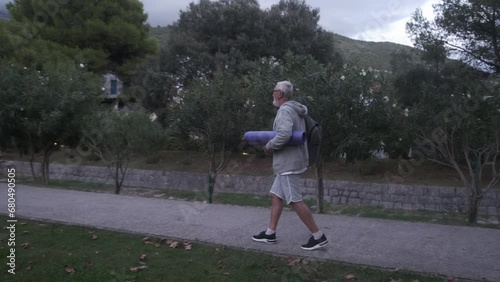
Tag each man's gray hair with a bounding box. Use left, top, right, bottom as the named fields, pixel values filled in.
left=275, top=81, right=293, bottom=99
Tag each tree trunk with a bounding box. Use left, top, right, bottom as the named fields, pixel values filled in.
left=467, top=196, right=480, bottom=223
left=29, top=149, right=37, bottom=181
left=315, top=156, right=324, bottom=213
left=41, top=149, right=51, bottom=185
left=114, top=162, right=121, bottom=194
left=467, top=157, right=483, bottom=223
left=207, top=144, right=217, bottom=203
left=207, top=172, right=217, bottom=204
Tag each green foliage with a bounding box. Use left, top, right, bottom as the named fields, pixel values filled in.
left=0, top=62, right=101, bottom=149
left=6, top=0, right=158, bottom=80
left=162, top=0, right=339, bottom=87
left=82, top=109, right=166, bottom=193
left=172, top=69, right=249, bottom=154
left=0, top=60, right=102, bottom=183
left=407, top=0, right=500, bottom=73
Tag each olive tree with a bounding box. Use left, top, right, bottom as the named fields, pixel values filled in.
left=82, top=109, right=166, bottom=194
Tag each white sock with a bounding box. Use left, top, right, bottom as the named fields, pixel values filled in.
left=265, top=228, right=275, bottom=235
left=312, top=230, right=324, bottom=240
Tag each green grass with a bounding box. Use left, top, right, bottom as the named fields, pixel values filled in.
left=0, top=216, right=445, bottom=282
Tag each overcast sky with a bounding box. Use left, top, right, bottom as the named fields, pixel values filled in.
left=141, top=0, right=440, bottom=47
left=0, top=0, right=440, bottom=46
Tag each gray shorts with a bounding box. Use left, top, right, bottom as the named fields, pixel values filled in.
left=270, top=174, right=303, bottom=204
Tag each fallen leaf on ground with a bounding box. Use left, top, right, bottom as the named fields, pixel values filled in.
left=142, top=237, right=150, bottom=242
left=64, top=267, right=75, bottom=274
left=140, top=254, right=147, bottom=261
left=95, top=251, right=100, bottom=255
left=169, top=241, right=178, bottom=248
left=345, top=274, right=356, bottom=280
left=21, top=243, right=30, bottom=249
left=21, top=222, right=28, bottom=225
left=23, top=231, right=30, bottom=234
left=27, top=266, right=32, bottom=270
left=130, top=265, right=147, bottom=272
left=154, top=242, right=161, bottom=248
left=92, top=234, right=98, bottom=240
left=287, top=256, right=301, bottom=266
left=183, top=242, right=192, bottom=250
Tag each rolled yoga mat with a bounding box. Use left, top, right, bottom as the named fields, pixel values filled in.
left=244, top=131, right=306, bottom=146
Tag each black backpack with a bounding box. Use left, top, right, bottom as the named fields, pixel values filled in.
left=304, top=114, right=322, bottom=167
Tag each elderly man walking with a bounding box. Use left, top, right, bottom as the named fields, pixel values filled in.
left=252, top=81, right=328, bottom=251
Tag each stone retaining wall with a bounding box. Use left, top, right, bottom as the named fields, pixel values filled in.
left=7, top=161, right=500, bottom=216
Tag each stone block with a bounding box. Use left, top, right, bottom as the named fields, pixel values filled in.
left=331, top=196, right=340, bottom=204
left=369, top=184, right=383, bottom=194
left=439, top=187, right=456, bottom=198
left=381, top=201, right=394, bottom=209
left=425, top=203, right=437, bottom=211
left=478, top=207, right=488, bottom=215
left=349, top=198, right=362, bottom=205
left=402, top=203, right=413, bottom=210
left=361, top=199, right=372, bottom=206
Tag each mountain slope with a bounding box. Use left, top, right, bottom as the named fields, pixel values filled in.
left=148, top=26, right=423, bottom=72
left=332, top=33, right=422, bottom=71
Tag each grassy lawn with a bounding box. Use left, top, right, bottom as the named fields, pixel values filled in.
left=0, top=216, right=445, bottom=282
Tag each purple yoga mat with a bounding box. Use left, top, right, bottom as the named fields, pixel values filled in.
left=244, top=131, right=306, bottom=146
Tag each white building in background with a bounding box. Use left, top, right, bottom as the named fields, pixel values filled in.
left=103, top=72, right=123, bottom=99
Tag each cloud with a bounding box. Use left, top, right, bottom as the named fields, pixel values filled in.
left=140, top=0, right=191, bottom=27
left=140, top=0, right=433, bottom=43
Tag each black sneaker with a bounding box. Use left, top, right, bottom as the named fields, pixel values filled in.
left=301, top=234, right=328, bottom=250
left=252, top=231, right=277, bottom=244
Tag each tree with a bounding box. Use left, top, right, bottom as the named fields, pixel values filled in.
left=263, top=0, right=338, bottom=65
left=0, top=60, right=102, bottom=184
left=171, top=69, right=252, bottom=203
left=408, top=66, right=500, bottom=223
left=162, top=0, right=339, bottom=87
left=406, top=0, right=500, bottom=223
left=407, top=0, right=500, bottom=73
left=82, top=109, right=166, bottom=194
left=6, top=0, right=158, bottom=80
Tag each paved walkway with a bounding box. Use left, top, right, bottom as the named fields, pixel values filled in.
left=1, top=184, right=499, bottom=281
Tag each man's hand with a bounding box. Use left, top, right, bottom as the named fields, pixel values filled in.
left=263, top=144, right=273, bottom=155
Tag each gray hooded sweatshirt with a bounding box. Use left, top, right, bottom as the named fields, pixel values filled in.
left=266, top=100, right=309, bottom=174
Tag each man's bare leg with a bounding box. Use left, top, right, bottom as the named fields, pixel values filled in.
left=269, top=194, right=283, bottom=231
left=290, top=201, right=319, bottom=233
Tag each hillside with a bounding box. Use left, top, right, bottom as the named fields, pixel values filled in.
left=149, top=26, right=423, bottom=72
left=332, top=33, right=423, bottom=71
